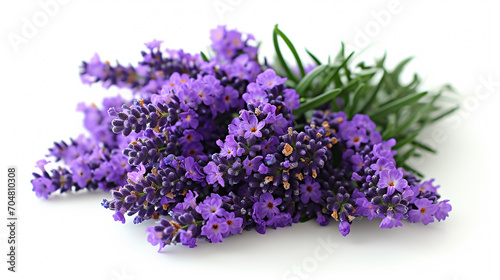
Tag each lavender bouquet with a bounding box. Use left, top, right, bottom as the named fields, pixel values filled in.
left=32, top=25, right=453, bottom=251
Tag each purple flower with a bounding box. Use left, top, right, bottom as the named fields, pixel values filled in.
left=242, top=114, right=265, bottom=138
left=283, top=89, right=300, bottom=110
left=203, top=162, right=224, bottom=187
left=316, top=214, right=329, bottom=226
left=212, top=100, right=227, bottom=118
left=228, top=117, right=245, bottom=137
left=352, top=114, right=376, bottom=131
left=210, top=25, right=226, bottom=44
left=182, top=142, right=206, bottom=160
left=151, top=88, right=174, bottom=106
left=242, top=83, right=268, bottom=105
left=70, top=161, right=92, bottom=188
left=256, top=69, right=287, bottom=90
left=339, top=221, right=351, bottom=236
left=417, top=179, right=440, bottom=194
left=343, top=127, right=368, bottom=149
left=201, top=216, right=229, bottom=243
left=195, top=194, right=226, bottom=220
left=378, top=169, right=408, bottom=195
left=261, top=103, right=278, bottom=124
left=179, top=228, right=197, bottom=248
left=373, top=140, right=397, bottom=159
left=299, top=176, right=322, bottom=203
left=179, top=109, right=199, bottom=129
left=217, top=134, right=243, bottom=158
left=258, top=163, right=269, bottom=174
left=255, top=193, right=282, bottom=219
left=332, top=111, right=347, bottom=124
left=370, top=130, right=382, bottom=144
left=242, top=156, right=263, bottom=175
left=379, top=210, right=403, bottom=229
left=179, top=129, right=203, bottom=146
left=144, top=39, right=163, bottom=50
left=220, top=86, right=240, bottom=110
left=31, top=177, right=56, bottom=199
left=179, top=231, right=195, bottom=247
left=267, top=213, right=293, bottom=229
left=223, top=212, right=243, bottom=236
left=113, top=211, right=126, bottom=224
left=260, top=136, right=279, bottom=156
left=184, top=157, right=205, bottom=182
left=127, top=164, right=146, bottom=183
left=355, top=197, right=378, bottom=221
left=350, top=154, right=365, bottom=172
left=190, top=80, right=213, bottom=106
left=264, top=154, right=276, bottom=165
left=146, top=226, right=163, bottom=247
left=183, top=191, right=199, bottom=209
left=181, top=86, right=202, bottom=108
left=93, top=161, right=113, bottom=181
left=83, top=53, right=106, bottom=82
left=434, top=200, right=452, bottom=221
left=35, top=159, right=51, bottom=172
left=164, top=72, right=190, bottom=91
left=370, top=158, right=395, bottom=175
left=408, top=198, right=438, bottom=225
left=226, top=29, right=244, bottom=49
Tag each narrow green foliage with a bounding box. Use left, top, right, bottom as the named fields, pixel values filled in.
left=295, top=64, right=329, bottom=96
left=306, top=49, right=322, bottom=65
left=271, top=26, right=457, bottom=173
left=200, top=51, right=210, bottom=62
left=293, top=89, right=342, bottom=116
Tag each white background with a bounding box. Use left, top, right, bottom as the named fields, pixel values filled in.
left=1, top=1, right=499, bottom=279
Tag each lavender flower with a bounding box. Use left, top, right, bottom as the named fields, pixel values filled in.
left=32, top=177, right=56, bottom=199
left=378, top=169, right=408, bottom=195
left=201, top=216, right=229, bottom=243
left=204, top=162, right=224, bottom=187
left=256, top=69, right=287, bottom=90
left=254, top=193, right=282, bottom=219
left=195, top=194, right=225, bottom=220
left=408, top=198, right=438, bottom=225
left=299, top=176, right=322, bottom=203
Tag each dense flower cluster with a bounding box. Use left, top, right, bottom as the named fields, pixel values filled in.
left=80, top=43, right=203, bottom=100
left=308, top=111, right=452, bottom=234
left=31, top=96, right=133, bottom=198
left=32, top=25, right=452, bottom=251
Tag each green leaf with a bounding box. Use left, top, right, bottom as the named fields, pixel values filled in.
left=395, top=146, right=417, bottom=164
left=431, top=106, right=460, bottom=123
left=360, top=72, right=385, bottom=113
left=295, top=64, right=329, bottom=96
left=306, top=49, right=322, bottom=65
left=370, top=91, right=428, bottom=119
left=200, top=51, right=209, bottom=62
left=318, top=51, right=354, bottom=92
left=273, top=25, right=306, bottom=79
left=394, top=109, right=422, bottom=133
left=375, top=52, right=387, bottom=68
left=412, top=141, right=437, bottom=153
left=273, top=25, right=299, bottom=83
left=394, top=129, right=421, bottom=150
left=391, top=56, right=414, bottom=80
left=293, top=89, right=342, bottom=116
left=382, top=115, right=397, bottom=139
left=346, top=83, right=366, bottom=118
